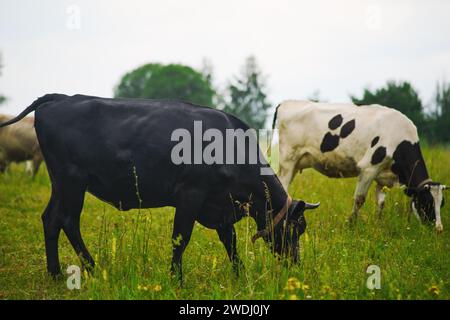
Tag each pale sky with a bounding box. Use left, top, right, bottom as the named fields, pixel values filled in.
left=1, top=0, right=449, bottom=118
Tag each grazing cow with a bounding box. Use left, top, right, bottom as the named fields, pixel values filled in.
left=0, top=94, right=319, bottom=281
left=0, top=114, right=43, bottom=177
left=271, top=100, right=446, bottom=231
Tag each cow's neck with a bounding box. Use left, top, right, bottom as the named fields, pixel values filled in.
left=250, top=175, right=288, bottom=232
left=392, top=141, right=430, bottom=191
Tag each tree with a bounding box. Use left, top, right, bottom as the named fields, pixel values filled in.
left=200, top=58, right=224, bottom=107
left=308, top=90, right=326, bottom=103
left=350, top=81, right=424, bottom=131
left=114, top=63, right=216, bottom=106
left=223, top=56, right=271, bottom=129
left=431, top=80, right=450, bottom=143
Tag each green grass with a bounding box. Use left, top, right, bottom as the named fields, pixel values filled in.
left=0, top=146, right=449, bottom=300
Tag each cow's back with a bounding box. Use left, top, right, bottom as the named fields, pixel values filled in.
left=34, top=95, right=279, bottom=218
left=35, top=96, right=218, bottom=207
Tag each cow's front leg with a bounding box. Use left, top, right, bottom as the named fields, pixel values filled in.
left=278, top=159, right=297, bottom=192
left=170, top=206, right=197, bottom=283
left=348, top=169, right=377, bottom=223
left=217, top=224, right=244, bottom=275
left=375, top=184, right=387, bottom=218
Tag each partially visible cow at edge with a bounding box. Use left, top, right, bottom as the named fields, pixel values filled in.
left=0, top=94, right=319, bottom=282
left=0, top=114, right=43, bottom=177
left=271, top=100, right=446, bottom=232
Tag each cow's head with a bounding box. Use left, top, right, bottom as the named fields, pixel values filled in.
left=253, top=199, right=319, bottom=263
left=409, top=182, right=447, bottom=232
left=272, top=200, right=320, bottom=262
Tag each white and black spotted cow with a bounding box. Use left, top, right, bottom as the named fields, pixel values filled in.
left=271, top=100, right=447, bottom=231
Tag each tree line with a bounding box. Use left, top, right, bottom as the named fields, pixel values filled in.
left=0, top=54, right=447, bottom=143
left=0, top=54, right=6, bottom=105
left=114, top=57, right=449, bottom=144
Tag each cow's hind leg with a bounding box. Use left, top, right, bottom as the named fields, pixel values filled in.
left=42, top=191, right=63, bottom=277
left=43, top=169, right=93, bottom=276
left=58, top=175, right=94, bottom=272
left=217, top=224, right=243, bottom=275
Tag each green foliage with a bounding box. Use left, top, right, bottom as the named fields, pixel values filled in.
left=223, top=56, right=271, bottom=129
left=351, top=80, right=424, bottom=130
left=427, top=81, right=450, bottom=144
left=0, top=54, right=6, bottom=105
left=114, top=63, right=216, bottom=106
left=0, top=146, right=449, bottom=299
left=351, top=80, right=449, bottom=144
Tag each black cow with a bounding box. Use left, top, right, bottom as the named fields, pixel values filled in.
left=0, top=94, right=319, bottom=281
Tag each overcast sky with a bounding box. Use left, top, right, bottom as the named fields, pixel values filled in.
left=1, top=0, right=449, bottom=116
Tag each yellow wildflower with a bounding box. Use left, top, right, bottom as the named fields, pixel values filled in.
left=322, top=285, right=331, bottom=293
left=285, top=277, right=301, bottom=291
left=304, top=232, right=309, bottom=242
left=154, top=285, right=162, bottom=292
left=212, top=257, right=217, bottom=270
left=111, top=237, right=117, bottom=261
left=428, top=285, right=440, bottom=296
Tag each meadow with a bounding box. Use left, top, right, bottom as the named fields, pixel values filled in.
left=0, top=146, right=449, bottom=300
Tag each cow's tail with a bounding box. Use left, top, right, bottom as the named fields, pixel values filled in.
left=267, top=103, right=281, bottom=158
left=0, top=94, right=64, bottom=128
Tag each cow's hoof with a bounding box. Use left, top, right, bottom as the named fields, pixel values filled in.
left=346, top=215, right=357, bottom=225
left=170, top=270, right=183, bottom=285
left=82, top=262, right=95, bottom=275
left=232, top=262, right=245, bottom=276
left=171, top=277, right=183, bottom=287
left=48, top=271, right=63, bottom=281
